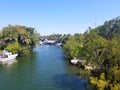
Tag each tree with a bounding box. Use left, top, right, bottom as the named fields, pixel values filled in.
left=83, top=30, right=108, bottom=64
left=1, top=25, right=39, bottom=56
left=63, top=37, right=81, bottom=59
left=6, top=42, right=21, bottom=54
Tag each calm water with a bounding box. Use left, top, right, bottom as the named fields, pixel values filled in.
left=0, top=45, right=89, bottom=90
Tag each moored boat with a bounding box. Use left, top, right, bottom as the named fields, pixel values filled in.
left=0, top=50, right=18, bottom=63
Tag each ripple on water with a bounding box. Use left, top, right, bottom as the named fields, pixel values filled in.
left=0, top=45, right=90, bottom=90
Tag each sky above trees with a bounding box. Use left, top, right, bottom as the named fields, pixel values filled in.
left=0, top=0, right=120, bottom=35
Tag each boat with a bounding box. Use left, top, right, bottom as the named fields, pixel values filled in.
left=0, top=50, right=18, bottom=63
left=70, top=59, right=80, bottom=65
left=70, top=59, right=86, bottom=65
left=56, top=43, right=63, bottom=47
left=40, top=41, right=43, bottom=45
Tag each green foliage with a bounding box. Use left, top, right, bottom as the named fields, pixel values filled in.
left=63, top=16, right=120, bottom=90
left=0, top=32, right=6, bottom=49
left=87, top=17, right=120, bottom=90
left=0, top=25, right=39, bottom=56
left=74, top=33, right=83, bottom=43
left=109, top=83, right=120, bottom=90
left=76, top=62, right=85, bottom=69
left=89, top=73, right=109, bottom=90
left=98, top=16, right=120, bottom=39
left=0, top=32, right=2, bottom=38
left=63, top=37, right=81, bottom=59
left=20, top=46, right=31, bottom=56
left=60, top=34, right=72, bottom=44
left=6, top=42, right=22, bottom=54
left=83, top=31, right=108, bottom=64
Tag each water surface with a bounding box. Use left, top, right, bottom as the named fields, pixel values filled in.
left=0, top=45, right=88, bottom=90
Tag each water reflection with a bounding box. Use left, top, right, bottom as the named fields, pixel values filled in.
left=1, top=59, right=17, bottom=67
left=0, top=45, right=93, bottom=90
left=53, top=74, right=87, bottom=90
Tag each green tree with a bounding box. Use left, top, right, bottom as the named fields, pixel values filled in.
left=1, top=25, right=39, bottom=56
left=63, top=37, right=81, bottom=59
left=83, top=30, right=108, bottom=64
left=6, top=42, right=21, bottom=54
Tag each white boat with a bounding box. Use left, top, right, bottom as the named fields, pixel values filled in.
left=0, top=50, right=18, bottom=62
left=40, top=41, right=43, bottom=45
left=70, top=59, right=86, bottom=65
left=70, top=59, right=80, bottom=65
left=56, top=43, right=63, bottom=47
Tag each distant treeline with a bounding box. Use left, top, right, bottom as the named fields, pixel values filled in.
left=0, top=25, right=40, bottom=56
left=63, top=17, right=120, bottom=90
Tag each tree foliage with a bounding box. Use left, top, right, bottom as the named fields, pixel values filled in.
left=63, top=17, right=120, bottom=90
left=63, top=37, right=81, bottom=59
left=0, top=25, right=39, bottom=56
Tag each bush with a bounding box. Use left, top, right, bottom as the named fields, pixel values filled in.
left=6, top=42, right=22, bottom=54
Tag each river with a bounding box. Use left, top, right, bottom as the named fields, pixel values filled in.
left=0, top=45, right=90, bottom=90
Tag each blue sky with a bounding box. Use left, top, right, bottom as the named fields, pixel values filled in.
left=0, top=0, right=120, bottom=35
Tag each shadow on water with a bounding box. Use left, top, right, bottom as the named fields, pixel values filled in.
left=53, top=73, right=89, bottom=90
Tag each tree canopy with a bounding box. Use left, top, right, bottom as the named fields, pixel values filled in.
left=0, top=25, right=39, bottom=56
left=63, top=16, right=120, bottom=90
